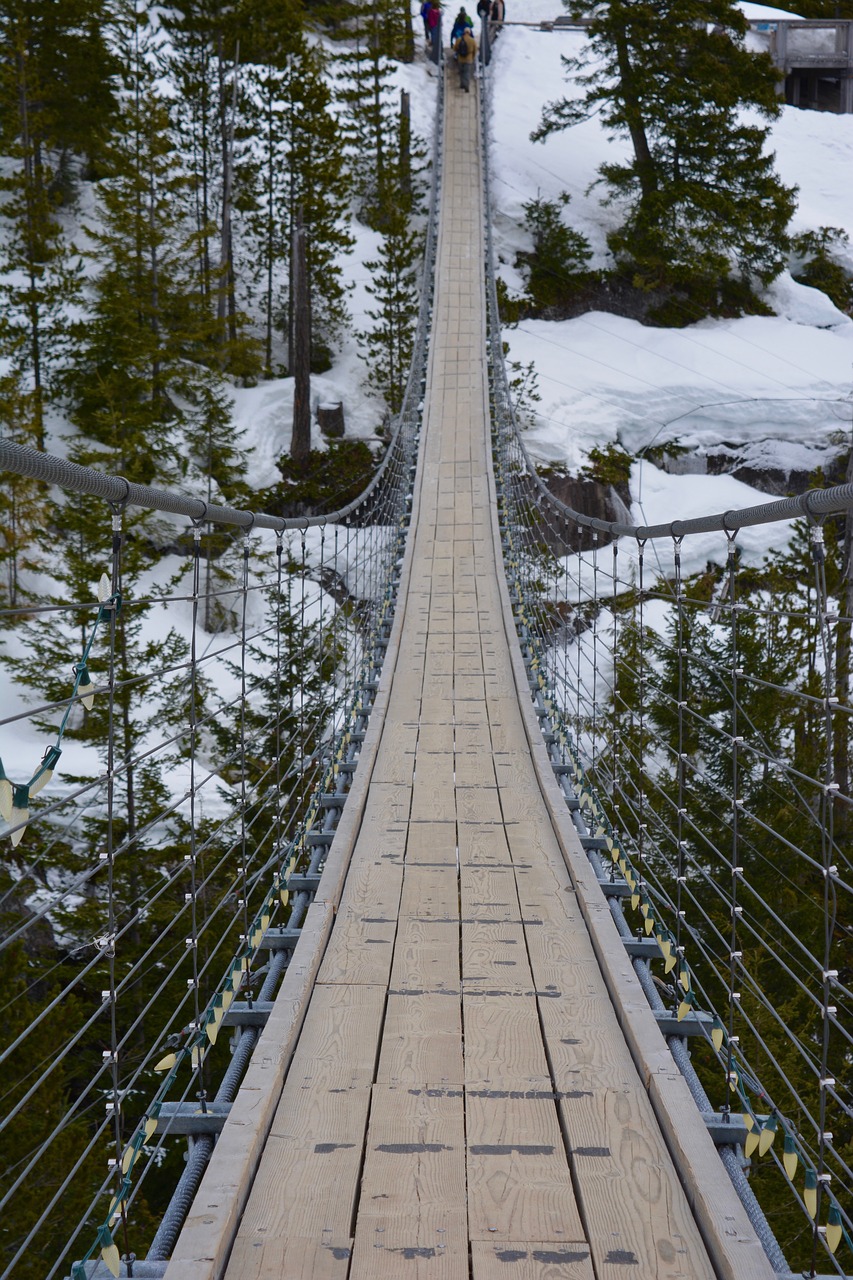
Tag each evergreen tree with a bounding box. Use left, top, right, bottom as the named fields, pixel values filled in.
left=534, top=0, right=797, bottom=308
left=0, top=3, right=86, bottom=450
left=69, top=4, right=256, bottom=480
left=239, top=14, right=353, bottom=374
left=337, top=12, right=399, bottom=225
left=358, top=91, right=423, bottom=414
left=359, top=202, right=421, bottom=414
left=0, top=0, right=119, bottom=188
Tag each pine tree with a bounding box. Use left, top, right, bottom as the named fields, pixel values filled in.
left=0, top=0, right=86, bottom=450
left=358, top=94, right=423, bottom=414
left=534, top=0, right=797, bottom=308
left=360, top=206, right=421, bottom=414
left=238, top=14, right=353, bottom=374
left=0, top=0, right=119, bottom=190
left=337, top=11, right=399, bottom=225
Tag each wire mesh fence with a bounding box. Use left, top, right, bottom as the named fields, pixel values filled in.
left=479, top=49, right=851, bottom=1278
left=0, top=69, right=443, bottom=1280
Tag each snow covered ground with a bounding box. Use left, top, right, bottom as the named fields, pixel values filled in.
left=483, top=0, right=853, bottom=537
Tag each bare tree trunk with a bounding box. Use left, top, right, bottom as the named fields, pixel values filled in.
left=290, top=207, right=311, bottom=462
left=401, top=0, right=415, bottom=62
left=834, top=441, right=853, bottom=818
left=400, top=90, right=411, bottom=198
left=217, top=40, right=239, bottom=344
left=16, top=47, right=45, bottom=450
left=613, top=28, right=657, bottom=206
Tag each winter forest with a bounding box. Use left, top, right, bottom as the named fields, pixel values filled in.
left=2, top=0, right=853, bottom=1272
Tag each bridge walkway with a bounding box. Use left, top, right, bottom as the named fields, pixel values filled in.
left=164, top=66, right=774, bottom=1280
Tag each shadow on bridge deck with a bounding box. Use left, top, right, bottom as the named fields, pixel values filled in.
left=164, top=64, right=774, bottom=1280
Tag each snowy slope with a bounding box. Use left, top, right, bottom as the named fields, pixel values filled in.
left=484, top=0, right=853, bottom=535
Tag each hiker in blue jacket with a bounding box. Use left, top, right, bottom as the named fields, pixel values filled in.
left=450, top=6, right=474, bottom=42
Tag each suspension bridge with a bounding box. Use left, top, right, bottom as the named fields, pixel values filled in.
left=0, top=53, right=850, bottom=1280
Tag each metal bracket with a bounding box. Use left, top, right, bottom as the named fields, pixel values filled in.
left=153, top=1102, right=231, bottom=1135
left=597, top=879, right=632, bottom=898
left=287, top=873, right=322, bottom=893
left=623, top=936, right=660, bottom=958
left=222, top=1001, right=274, bottom=1028
left=654, top=1009, right=715, bottom=1038
left=262, top=926, right=303, bottom=951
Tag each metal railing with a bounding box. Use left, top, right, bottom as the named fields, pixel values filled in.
left=480, top=50, right=852, bottom=1280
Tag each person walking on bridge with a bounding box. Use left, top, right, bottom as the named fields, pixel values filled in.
left=450, top=5, right=474, bottom=41
left=454, top=24, right=477, bottom=91
left=426, top=0, right=442, bottom=63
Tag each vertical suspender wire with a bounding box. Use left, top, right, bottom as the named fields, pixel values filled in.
left=809, top=519, right=837, bottom=1272
left=238, top=531, right=252, bottom=1010
left=331, top=523, right=340, bottom=752
left=274, top=532, right=284, bottom=872
left=726, top=532, right=741, bottom=1118
left=591, top=530, right=600, bottom=777
left=106, top=504, right=129, bottom=1260
left=575, top=532, right=583, bottom=748
left=673, top=535, right=686, bottom=1002
left=611, top=541, right=620, bottom=836
left=299, top=526, right=308, bottom=834
left=562, top=518, right=570, bottom=773
left=560, top=512, right=570, bottom=770
left=318, top=524, right=327, bottom=790
left=189, top=523, right=206, bottom=1112
left=637, top=540, right=647, bottom=908
left=343, top=517, right=352, bottom=774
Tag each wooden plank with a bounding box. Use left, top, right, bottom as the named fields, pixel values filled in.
left=465, top=1090, right=585, bottom=1243
left=455, top=723, right=493, bottom=755
left=350, top=1085, right=469, bottom=1279
left=460, top=864, right=520, bottom=918
left=317, top=860, right=404, bottom=986
left=225, top=1236, right=352, bottom=1280
left=457, top=786, right=502, bottom=824
left=377, top=992, right=464, bottom=1086
left=164, top=902, right=334, bottom=1280
left=462, top=920, right=531, bottom=990
left=454, top=673, right=486, bottom=703
left=410, top=756, right=457, bottom=823
left=454, top=751, right=497, bottom=788
left=357, top=1084, right=467, bottom=1216
left=224, top=1123, right=366, bottom=1259
left=558, top=1087, right=716, bottom=1280
left=349, top=1211, right=469, bottom=1280
left=458, top=820, right=511, bottom=866
left=415, top=722, right=455, bottom=754
left=223, top=985, right=387, bottom=1277
left=405, top=821, right=457, bottom=866
left=274, top=984, right=387, bottom=1108
left=373, top=721, right=418, bottom=785
left=471, top=1242, right=594, bottom=1280
left=463, top=994, right=551, bottom=1088
left=390, top=900, right=459, bottom=990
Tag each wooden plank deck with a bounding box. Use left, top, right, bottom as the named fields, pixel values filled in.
left=165, top=63, right=777, bottom=1280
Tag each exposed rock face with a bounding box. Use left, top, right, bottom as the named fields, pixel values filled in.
left=660, top=442, right=848, bottom=497
left=536, top=473, right=630, bottom=551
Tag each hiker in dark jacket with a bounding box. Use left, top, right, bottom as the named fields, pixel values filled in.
left=450, top=6, right=474, bottom=42
left=427, top=0, right=442, bottom=62
left=454, top=25, right=477, bottom=91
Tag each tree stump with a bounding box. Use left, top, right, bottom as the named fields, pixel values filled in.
left=317, top=401, right=345, bottom=439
